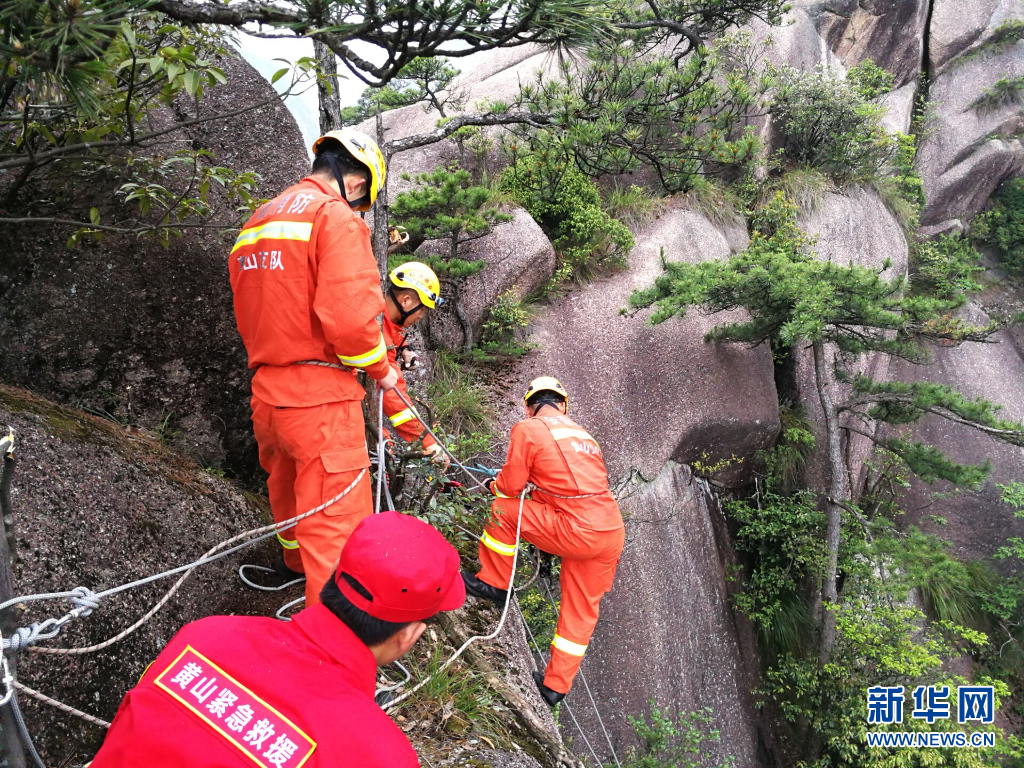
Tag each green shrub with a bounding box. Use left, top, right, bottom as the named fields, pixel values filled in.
left=958, top=19, right=1024, bottom=66
left=622, top=705, right=735, bottom=768
left=500, top=157, right=634, bottom=282
left=426, top=351, right=492, bottom=434
left=910, top=234, right=984, bottom=300
left=971, top=75, right=1024, bottom=112
left=770, top=65, right=897, bottom=185
left=475, top=288, right=534, bottom=360
left=602, top=184, right=667, bottom=231
left=758, top=406, right=816, bottom=492
left=846, top=59, right=894, bottom=101
left=973, top=177, right=1024, bottom=276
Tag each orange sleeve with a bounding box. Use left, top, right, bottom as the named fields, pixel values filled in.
left=493, top=421, right=535, bottom=498
left=311, top=203, right=390, bottom=380
left=382, top=357, right=435, bottom=448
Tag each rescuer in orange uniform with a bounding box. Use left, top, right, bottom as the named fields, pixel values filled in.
left=461, top=377, right=624, bottom=705
left=229, top=128, right=398, bottom=607
left=381, top=262, right=448, bottom=467
left=91, top=511, right=466, bottom=768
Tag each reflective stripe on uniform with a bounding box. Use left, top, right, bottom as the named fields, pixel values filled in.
left=231, top=221, right=313, bottom=253
left=277, top=533, right=299, bottom=550
left=494, top=485, right=511, bottom=499
left=551, top=634, right=588, bottom=657
left=481, top=530, right=516, bottom=557
left=549, top=427, right=598, bottom=445
left=389, top=408, right=415, bottom=427
left=337, top=335, right=387, bottom=368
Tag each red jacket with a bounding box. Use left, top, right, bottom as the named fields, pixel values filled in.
left=381, top=315, right=435, bottom=449
left=493, top=412, right=622, bottom=531
left=91, top=605, right=418, bottom=768
left=230, top=176, right=390, bottom=407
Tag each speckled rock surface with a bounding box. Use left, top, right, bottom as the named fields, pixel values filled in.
left=887, top=295, right=1024, bottom=570
left=0, top=387, right=286, bottom=764
left=496, top=201, right=779, bottom=486
left=419, top=207, right=556, bottom=351
left=567, top=463, right=767, bottom=767
left=918, top=2, right=1024, bottom=226
left=0, top=53, right=309, bottom=485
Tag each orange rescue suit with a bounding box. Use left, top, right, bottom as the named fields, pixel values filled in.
left=230, top=176, right=388, bottom=606
left=381, top=314, right=435, bottom=449
left=476, top=410, right=624, bottom=694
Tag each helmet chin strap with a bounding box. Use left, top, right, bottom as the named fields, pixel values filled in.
left=324, top=153, right=369, bottom=209
left=389, top=286, right=425, bottom=326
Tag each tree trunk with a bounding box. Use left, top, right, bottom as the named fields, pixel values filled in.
left=0, top=454, right=26, bottom=768
left=813, top=339, right=846, bottom=666
left=372, top=109, right=391, bottom=275
left=313, top=39, right=342, bottom=135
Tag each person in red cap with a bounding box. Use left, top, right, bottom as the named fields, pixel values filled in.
left=90, top=512, right=465, bottom=768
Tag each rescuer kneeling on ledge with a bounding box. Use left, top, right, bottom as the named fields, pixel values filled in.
left=91, top=511, right=466, bottom=768
left=462, top=376, right=624, bottom=706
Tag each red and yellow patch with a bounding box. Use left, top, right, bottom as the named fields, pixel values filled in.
left=155, top=646, right=316, bottom=768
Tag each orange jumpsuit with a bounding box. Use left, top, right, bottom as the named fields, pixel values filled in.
left=476, top=411, right=624, bottom=693
left=381, top=315, right=435, bottom=450
left=229, top=176, right=390, bottom=606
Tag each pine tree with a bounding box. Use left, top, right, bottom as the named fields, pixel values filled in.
left=390, top=168, right=513, bottom=350
left=630, top=192, right=1024, bottom=668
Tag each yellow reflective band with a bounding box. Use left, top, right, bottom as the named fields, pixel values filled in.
left=481, top=531, right=517, bottom=557
left=494, top=485, right=511, bottom=499
left=549, top=427, right=598, bottom=445
left=337, top=335, right=387, bottom=368
left=231, top=221, right=313, bottom=253
left=389, top=408, right=415, bottom=427
left=551, top=634, right=588, bottom=657
left=277, top=533, right=299, bottom=550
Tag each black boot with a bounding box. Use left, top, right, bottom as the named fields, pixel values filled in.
left=273, top=555, right=305, bottom=582
left=533, top=672, right=565, bottom=707
left=461, top=571, right=505, bottom=604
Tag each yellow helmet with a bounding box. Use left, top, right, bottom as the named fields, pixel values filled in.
left=524, top=376, right=569, bottom=411
left=389, top=262, right=443, bottom=309
left=311, top=128, right=387, bottom=211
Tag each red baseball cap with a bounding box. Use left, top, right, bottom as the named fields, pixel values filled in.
left=335, top=511, right=466, bottom=622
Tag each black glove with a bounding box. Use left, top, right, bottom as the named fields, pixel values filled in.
left=486, top=478, right=497, bottom=495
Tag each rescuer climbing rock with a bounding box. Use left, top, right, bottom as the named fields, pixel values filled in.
left=462, top=376, right=625, bottom=706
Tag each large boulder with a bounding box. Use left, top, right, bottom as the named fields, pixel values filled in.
left=0, top=386, right=285, bottom=762
left=420, top=208, right=557, bottom=351
left=568, top=463, right=770, bottom=767
left=498, top=200, right=779, bottom=485
left=918, top=4, right=1024, bottom=226
left=796, top=0, right=931, bottom=86
left=0, top=54, right=309, bottom=484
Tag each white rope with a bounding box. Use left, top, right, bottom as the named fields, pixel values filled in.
left=4, top=468, right=366, bottom=655
left=375, top=388, right=386, bottom=514
left=516, top=602, right=603, bottom=767
left=383, top=485, right=528, bottom=713
left=237, top=564, right=305, bottom=593
left=14, top=681, right=111, bottom=729
left=541, top=581, right=621, bottom=768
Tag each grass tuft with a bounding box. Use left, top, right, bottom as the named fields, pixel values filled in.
left=971, top=76, right=1024, bottom=113
left=426, top=351, right=493, bottom=435
left=602, top=183, right=668, bottom=232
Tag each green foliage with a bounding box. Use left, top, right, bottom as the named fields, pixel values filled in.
left=425, top=351, right=493, bottom=435
left=621, top=705, right=735, bottom=768
left=758, top=406, right=816, bottom=492
left=391, top=168, right=512, bottom=276
left=971, top=76, right=1024, bottom=113
left=0, top=8, right=290, bottom=240
left=500, top=157, right=634, bottom=282
left=845, top=59, right=894, bottom=101
left=518, top=587, right=558, bottom=649
left=345, top=57, right=463, bottom=124
left=476, top=289, right=534, bottom=360
left=508, top=30, right=770, bottom=195
left=684, top=176, right=745, bottom=224
left=910, top=234, right=984, bottom=300
left=602, top=184, right=667, bottom=232
left=767, top=167, right=832, bottom=213
left=995, top=482, right=1024, bottom=560
left=729, top=490, right=824, bottom=656
left=770, top=65, right=898, bottom=185
left=957, top=19, right=1024, bottom=66
left=973, top=177, right=1024, bottom=276
left=873, top=132, right=926, bottom=232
